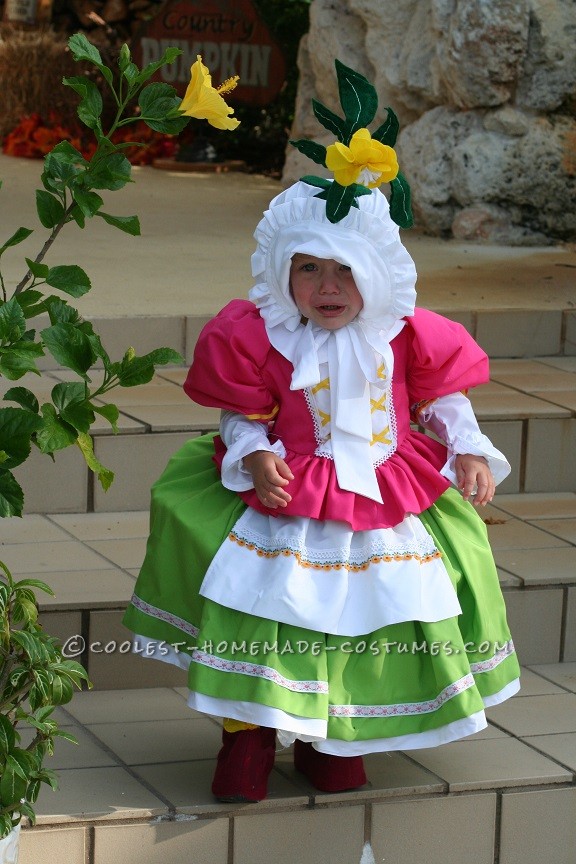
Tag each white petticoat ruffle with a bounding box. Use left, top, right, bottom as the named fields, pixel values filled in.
left=199, top=509, right=461, bottom=637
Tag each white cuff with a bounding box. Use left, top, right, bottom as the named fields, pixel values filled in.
left=219, top=411, right=287, bottom=491
left=416, top=393, right=511, bottom=486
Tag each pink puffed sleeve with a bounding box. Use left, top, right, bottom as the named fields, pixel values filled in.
left=184, top=299, right=279, bottom=421
left=405, top=308, right=489, bottom=404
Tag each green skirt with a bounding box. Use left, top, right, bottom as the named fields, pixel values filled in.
left=123, top=434, right=520, bottom=754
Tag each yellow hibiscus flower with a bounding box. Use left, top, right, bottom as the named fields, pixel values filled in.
left=180, top=55, right=240, bottom=131
left=325, top=128, right=399, bottom=188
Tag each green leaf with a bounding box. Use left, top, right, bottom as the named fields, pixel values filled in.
left=372, top=106, right=400, bottom=148
left=289, top=139, right=327, bottom=167
left=41, top=323, right=95, bottom=375
left=118, top=42, right=131, bottom=73
left=46, top=265, right=91, bottom=298
left=62, top=75, right=103, bottom=132
left=0, top=469, right=24, bottom=517
left=141, top=347, right=183, bottom=366
left=25, top=257, right=50, bottom=280
left=135, top=46, right=182, bottom=86
left=3, top=387, right=40, bottom=414
left=86, top=151, right=132, bottom=191
left=13, top=577, right=55, bottom=596
left=44, top=296, right=79, bottom=326
left=0, top=341, right=44, bottom=379
left=13, top=289, right=46, bottom=320
left=138, top=82, right=188, bottom=133
left=0, top=407, right=43, bottom=468
left=0, top=227, right=33, bottom=258
left=76, top=432, right=114, bottom=490
left=0, top=755, right=28, bottom=806
left=389, top=171, right=414, bottom=229
left=36, top=403, right=77, bottom=453
left=312, top=99, right=346, bottom=139
left=42, top=141, right=87, bottom=195
left=96, top=211, right=141, bottom=236
left=93, top=402, right=119, bottom=433
left=0, top=715, right=16, bottom=756
left=51, top=382, right=95, bottom=434
left=67, top=33, right=113, bottom=86
left=72, top=188, right=104, bottom=219
left=35, top=189, right=65, bottom=230
left=50, top=673, right=74, bottom=705
left=0, top=297, right=26, bottom=342
left=335, top=59, right=378, bottom=136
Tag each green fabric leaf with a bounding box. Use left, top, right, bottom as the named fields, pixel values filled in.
left=289, top=139, right=327, bottom=167
left=0, top=227, right=33, bottom=258
left=335, top=59, right=378, bottom=136
left=300, top=175, right=331, bottom=190
left=324, top=181, right=372, bottom=224
left=36, top=403, right=77, bottom=453
left=311, top=99, right=347, bottom=139
left=372, top=106, right=400, bottom=147
left=96, top=212, right=141, bottom=236
left=76, top=432, right=114, bottom=491
left=40, top=323, right=95, bottom=376
left=0, top=297, right=26, bottom=342
left=46, top=265, right=91, bottom=298
left=35, top=190, right=65, bottom=230
left=389, top=172, right=414, bottom=229
left=0, top=469, right=24, bottom=517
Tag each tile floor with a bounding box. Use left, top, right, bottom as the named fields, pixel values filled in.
left=2, top=494, right=575, bottom=863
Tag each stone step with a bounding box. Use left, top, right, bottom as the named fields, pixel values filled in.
left=17, top=664, right=576, bottom=864
left=13, top=352, right=576, bottom=514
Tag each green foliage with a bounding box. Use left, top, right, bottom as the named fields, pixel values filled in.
left=0, top=34, right=214, bottom=838
left=0, top=562, right=90, bottom=832
left=0, top=34, right=188, bottom=519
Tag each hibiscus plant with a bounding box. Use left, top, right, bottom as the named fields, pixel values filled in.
left=0, top=33, right=239, bottom=841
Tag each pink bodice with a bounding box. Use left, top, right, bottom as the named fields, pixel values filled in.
left=185, top=300, right=489, bottom=530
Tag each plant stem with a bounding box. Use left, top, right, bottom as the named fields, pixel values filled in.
left=13, top=203, right=77, bottom=296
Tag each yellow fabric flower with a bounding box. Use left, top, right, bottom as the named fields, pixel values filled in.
left=325, top=128, right=399, bottom=188
left=180, top=55, right=240, bottom=131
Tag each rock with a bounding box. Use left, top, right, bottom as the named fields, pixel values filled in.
left=284, top=0, right=576, bottom=244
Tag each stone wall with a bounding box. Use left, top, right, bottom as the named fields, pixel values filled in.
left=283, top=0, right=576, bottom=244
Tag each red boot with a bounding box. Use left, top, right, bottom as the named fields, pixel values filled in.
left=294, top=740, right=367, bottom=792
left=212, top=726, right=276, bottom=802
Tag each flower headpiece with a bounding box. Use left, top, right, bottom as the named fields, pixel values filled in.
left=290, top=60, right=413, bottom=228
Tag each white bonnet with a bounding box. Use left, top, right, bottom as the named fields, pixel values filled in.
left=249, top=180, right=417, bottom=334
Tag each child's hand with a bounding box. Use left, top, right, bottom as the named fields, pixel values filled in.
left=455, top=454, right=495, bottom=507
left=243, top=451, right=294, bottom=509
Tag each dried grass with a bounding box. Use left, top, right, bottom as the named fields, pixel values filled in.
left=0, top=27, right=81, bottom=137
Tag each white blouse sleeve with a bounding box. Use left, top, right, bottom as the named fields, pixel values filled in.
left=416, top=393, right=511, bottom=486
left=219, top=410, right=287, bottom=492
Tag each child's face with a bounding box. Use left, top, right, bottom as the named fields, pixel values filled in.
left=289, top=254, right=363, bottom=330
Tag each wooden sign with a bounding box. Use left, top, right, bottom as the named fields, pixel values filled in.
left=133, top=0, right=287, bottom=106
